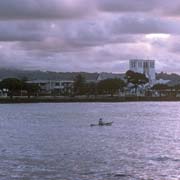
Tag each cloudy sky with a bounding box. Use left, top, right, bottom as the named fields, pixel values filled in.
left=0, top=0, right=180, bottom=73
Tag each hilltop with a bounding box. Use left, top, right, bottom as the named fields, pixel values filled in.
left=0, top=68, right=180, bottom=82
left=0, top=68, right=99, bottom=81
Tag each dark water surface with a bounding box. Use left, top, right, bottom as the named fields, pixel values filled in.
left=0, top=102, right=180, bottom=180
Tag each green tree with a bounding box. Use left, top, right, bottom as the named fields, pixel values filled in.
left=172, top=84, right=180, bottom=97
left=86, top=82, right=97, bottom=97
left=97, top=78, right=126, bottom=97
left=152, top=83, right=169, bottom=97
left=152, top=84, right=169, bottom=90
left=125, top=70, right=149, bottom=93
left=73, top=74, right=86, bottom=95
left=0, top=78, right=22, bottom=99
left=173, top=84, right=180, bottom=91
left=23, top=83, right=40, bottom=98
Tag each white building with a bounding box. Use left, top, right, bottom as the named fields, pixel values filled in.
left=97, top=72, right=124, bottom=81
left=156, top=79, right=170, bottom=85
left=27, top=80, right=74, bottom=95
left=129, top=59, right=156, bottom=85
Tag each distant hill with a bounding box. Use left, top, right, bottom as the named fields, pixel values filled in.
left=0, top=68, right=99, bottom=81
left=156, top=72, right=180, bottom=81
left=0, top=68, right=180, bottom=82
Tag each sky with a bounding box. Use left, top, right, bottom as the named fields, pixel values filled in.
left=0, top=0, right=180, bottom=73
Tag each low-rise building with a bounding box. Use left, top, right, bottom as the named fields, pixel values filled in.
left=27, top=73, right=99, bottom=95
left=27, top=80, right=74, bottom=95
left=97, top=72, right=125, bottom=81
left=155, top=79, right=170, bottom=85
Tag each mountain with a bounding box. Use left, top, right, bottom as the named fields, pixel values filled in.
left=0, top=68, right=99, bottom=81
left=0, top=68, right=180, bottom=83
left=156, top=72, right=180, bottom=81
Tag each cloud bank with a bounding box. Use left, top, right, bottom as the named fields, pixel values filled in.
left=0, top=0, right=180, bottom=73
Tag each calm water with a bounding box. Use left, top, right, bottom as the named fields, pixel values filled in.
left=0, top=102, right=180, bottom=180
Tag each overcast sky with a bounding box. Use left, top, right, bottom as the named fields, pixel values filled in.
left=0, top=0, right=180, bottom=73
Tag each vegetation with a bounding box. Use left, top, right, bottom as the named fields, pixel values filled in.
left=152, top=84, right=169, bottom=91
left=97, top=78, right=126, bottom=96
left=174, top=84, right=180, bottom=91
left=152, top=83, right=172, bottom=97
left=0, top=78, right=40, bottom=99
left=0, top=78, right=22, bottom=99
left=73, top=74, right=126, bottom=97
left=125, top=70, right=149, bottom=94
left=1, top=71, right=180, bottom=99
left=86, top=82, right=97, bottom=97
left=23, top=83, right=40, bottom=98
left=126, top=70, right=149, bottom=86
left=73, top=74, right=87, bottom=95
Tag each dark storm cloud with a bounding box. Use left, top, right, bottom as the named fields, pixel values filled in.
left=97, top=0, right=158, bottom=12
left=15, top=16, right=180, bottom=55
left=111, top=15, right=180, bottom=35
left=0, top=0, right=95, bottom=20
left=0, top=15, right=179, bottom=43
left=0, top=21, right=45, bottom=41
left=15, top=20, right=140, bottom=55
left=0, top=0, right=178, bottom=21
left=98, top=0, right=180, bottom=18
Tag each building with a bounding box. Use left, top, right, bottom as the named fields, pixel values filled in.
left=156, top=79, right=170, bottom=85
left=27, top=73, right=99, bottom=95
left=27, top=80, right=74, bottom=95
left=97, top=72, right=125, bottom=81
left=129, top=59, right=156, bottom=85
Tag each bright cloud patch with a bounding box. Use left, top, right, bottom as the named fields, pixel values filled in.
left=146, top=34, right=171, bottom=39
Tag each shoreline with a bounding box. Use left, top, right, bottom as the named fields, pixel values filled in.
left=0, top=96, right=180, bottom=103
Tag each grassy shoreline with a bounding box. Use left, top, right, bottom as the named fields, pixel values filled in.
left=0, top=96, right=180, bottom=103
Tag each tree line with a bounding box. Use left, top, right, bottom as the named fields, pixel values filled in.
left=73, top=74, right=126, bottom=97
left=1, top=70, right=180, bottom=99
left=73, top=71, right=180, bottom=97
left=73, top=70, right=149, bottom=96
left=0, top=78, right=40, bottom=99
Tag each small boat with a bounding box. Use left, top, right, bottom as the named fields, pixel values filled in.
left=90, top=122, right=113, bottom=127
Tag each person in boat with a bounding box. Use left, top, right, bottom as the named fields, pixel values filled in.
left=98, top=118, right=104, bottom=126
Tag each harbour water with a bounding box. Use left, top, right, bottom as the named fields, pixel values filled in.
left=0, top=102, right=180, bottom=180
